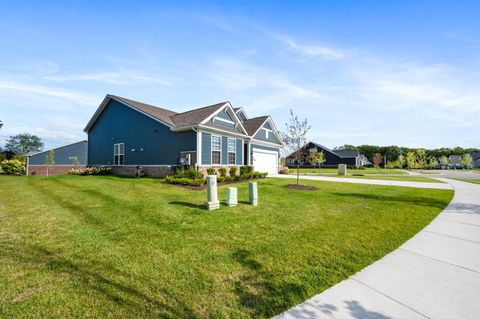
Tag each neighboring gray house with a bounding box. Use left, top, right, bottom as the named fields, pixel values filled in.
left=286, top=142, right=370, bottom=168
left=83, top=95, right=283, bottom=176
left=448, top=155, right=463, bottom=168
left=469, top=152, right=480, bottom=168
left=26, top=141, right=87, bottom=176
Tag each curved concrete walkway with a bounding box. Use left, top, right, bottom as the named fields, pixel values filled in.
left=274, top=178, right=480, bottom=319
left=271, top=174, right=452, bottom=190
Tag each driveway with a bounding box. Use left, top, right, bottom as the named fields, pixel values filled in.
left=271, top=174, right=453, bottom=190
left=274, top=178, right=480, bottom=319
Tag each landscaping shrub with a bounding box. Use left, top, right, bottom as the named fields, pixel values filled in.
left=218, top=167, right=227, bottom=177
left=206, top=167, right=216, bottom=175
left=0, top=165, right=3, bottom=174
left=164, top=176, right=206, bottom=186
left=217, top=175, right=226, bottom=183
left=175, top=166, right=203, bottom=179
left=68, top=166, right=112, bottom=176
left=0, top=159, right=24, bottom=175
left=240, top=165, right=254, bottom=176
left=229, top=166, right=237, bottom=176
left=279, top=167, right=289, bottom=174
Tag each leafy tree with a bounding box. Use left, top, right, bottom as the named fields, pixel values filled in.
left=372, top=153, right=383, bottom=168
left=307, top=150, right=326, bottom=168
left=439, top=155, right=449, bottom=168
left=334, top=144, right=358, bottom=151
left=427, top=156, right=439, bottom=169
left=397, top=154, right=405, bottom=168
left=281, top=110, right=311, bottom=186
left=45, top=150, right=55, bottom=177
left=415, top=149, right=427, bottom=169
left=70, top=156, right=81, bottom=167
left=406, top=151, right=416, bottom=169
left=461, top=154, right=473, bottom=168
left=5, top=133, right=43, bottom=155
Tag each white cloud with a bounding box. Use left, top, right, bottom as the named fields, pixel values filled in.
left=271, top=33, right=345, bottom=60
left=44, top=71, right=173, bottom=86
left=0, top=79, right=98, bottom=106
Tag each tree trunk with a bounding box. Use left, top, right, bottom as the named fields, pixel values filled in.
left=296, top=162, right=300, bottom=186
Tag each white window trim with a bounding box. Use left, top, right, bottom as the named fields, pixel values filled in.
left=263, top=127, right=273, bottom=139
left=113, top=143, right=125, bottom=166
left=211, top=135, right=222, bottom=165
left=228, top=138, right=236, bottom=165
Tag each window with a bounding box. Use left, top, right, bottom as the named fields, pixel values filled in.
left=114, top=143, right=124, bottom=166
left=228, top=138, right=236, bottom=165
left=211, top=136, right=221, bottom=164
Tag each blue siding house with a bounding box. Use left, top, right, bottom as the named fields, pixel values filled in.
left=83, top=95, right=283, bottom=176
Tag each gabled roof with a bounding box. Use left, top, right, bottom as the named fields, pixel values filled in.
left=26, top=140, right=88, bottom=157
left=170, top=102, right=228, bottom=127
left=242, top=116, right=269, bottom=136
left=334, top=150, right=360, bottom=158
left=110, top=95, right=177, bottom=126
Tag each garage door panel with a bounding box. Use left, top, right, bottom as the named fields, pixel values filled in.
left=252, top=150, right=278, bottom=175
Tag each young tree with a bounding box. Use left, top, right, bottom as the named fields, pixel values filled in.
left=461, top=154, right=473, bottom=169
left=415, top=149, right=427, bottom=169
left=428, top=156, right=439, bottom=169
left=70, top=156, right=81, bottom=167
left=281, top=110, right=311, bottom=186
left=397, top=154, right=405, bottom=168
left=5, top=133, right=43, bottom=155
left=307, top=150, right=326, bottom=168
left=372, top=153, right=383, bottom=168
left=439, top=155, right=449, bottom=169
left=45, top=150, right=55, bottom=177
left=406, top=151, right=416, bottom=170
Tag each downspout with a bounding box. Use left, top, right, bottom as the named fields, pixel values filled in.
left=192, top=126, right=199, bottom=169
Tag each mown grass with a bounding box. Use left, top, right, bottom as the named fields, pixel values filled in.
left=0, top=175, right=453, bottom=318
left=338, top=175, right=444, bottom=183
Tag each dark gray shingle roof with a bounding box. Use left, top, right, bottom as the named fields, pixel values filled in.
left=242, top=116, right=269, bottom=136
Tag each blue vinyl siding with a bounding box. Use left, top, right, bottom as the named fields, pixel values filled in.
left=222, top=136, right=228, bottom=164
left=201, top=132, right=243, bottom=165
left=253, top=123, right=281, bottom=144
left=249, top=143, right=280, bottom=164
left=88, top=99, right=196, bottom=166
left=236, top=139, right=242, bottom=164
left=29, top=141, right=87, bottom=165
left=201, top=133, right=211, bottom=165
left=209, top=109, right=242, bottom=133
left=236, top=111, right=247, bottom=122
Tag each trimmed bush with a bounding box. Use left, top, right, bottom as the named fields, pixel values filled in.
left=0, top=159, right=24, bottom=175
left=164, top=176, right=206, bottom=186
left=240, top=165, right=254, bottom=176
left=229, top=166, right=237, bottom=176
left=68, top=166, right=112, bottom=176
left=279, top=167, right=289, bottom=174
left=206, top=167, right=216, bottom=175
left=218, top=167, right=227, bottom=177
left=175, top=166, right=203, bottom=179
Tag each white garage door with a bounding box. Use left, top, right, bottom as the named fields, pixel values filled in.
left=252, top=149, right=278, bottom=175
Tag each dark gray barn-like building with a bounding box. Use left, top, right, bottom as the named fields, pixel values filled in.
left=286, top=142, right=370, bottom=168
left=26, top=141, right=87, bottom=175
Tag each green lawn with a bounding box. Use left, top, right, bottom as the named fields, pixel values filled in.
left=292, top=167, right=405, bottom=175
left=451, top=178, right=480, bottom=184
left=0, top=175, right=453, bottom=318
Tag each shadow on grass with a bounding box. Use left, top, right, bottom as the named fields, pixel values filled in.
left=232, top=249, right=308, bottom=318
left=168, top=201, right=205, bottom=210
left=5, top=242, right=198, bottom=318
left=329, top=192, right=450, bottom=209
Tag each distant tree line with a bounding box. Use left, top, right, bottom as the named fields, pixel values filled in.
left=334, top=144, right=478, bottom=169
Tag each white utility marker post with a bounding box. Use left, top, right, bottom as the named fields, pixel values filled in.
left=249, top=182, right=258, bottom=206
left=338, top=164, right=347, bottom=176
left=206, top=175, right=220, bottom=210
left=226, top=187, right=238, bottom=207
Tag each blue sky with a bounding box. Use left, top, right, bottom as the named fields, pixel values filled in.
left=0, top=1, right=479, bottom=149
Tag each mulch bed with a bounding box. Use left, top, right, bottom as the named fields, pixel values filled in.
left=283, top=184, right=317, bottom=191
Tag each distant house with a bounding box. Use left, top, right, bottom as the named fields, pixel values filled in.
left=26, top=141, right=87, bottom=176
left=448, top=155, right=463, bottom=168
left=469, top=152, right=480, bottom=168
left=83, top=95, right=283, bottom=176
left=286, top=142, right=370, bottom=168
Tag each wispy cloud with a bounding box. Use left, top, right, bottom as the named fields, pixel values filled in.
left=44, top=71, right=173, bottom=86
left=0, top=79, right=98, bottom=105
left=271, top=33, right=345, bottom=60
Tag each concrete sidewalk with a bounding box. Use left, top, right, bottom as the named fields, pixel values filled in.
left=274, top=178, right=480, bottom=319
left=271, top=174, right=453, bottom=190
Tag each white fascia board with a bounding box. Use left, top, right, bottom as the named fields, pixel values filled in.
left=200, top=102, right=249, bottom=136
left=247, top=138, right=283, bottom=149
left=249, top=117, right=284, bottom=146
left=197, top=124, right=250, bottom=138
